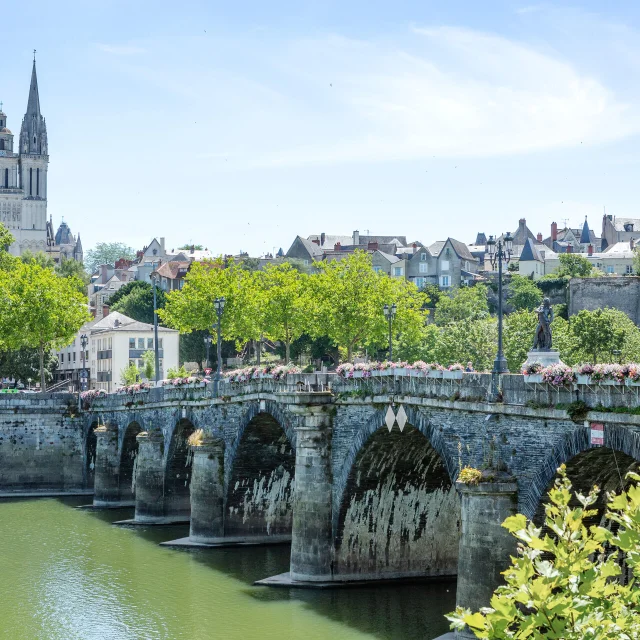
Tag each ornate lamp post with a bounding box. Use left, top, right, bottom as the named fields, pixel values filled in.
left=486, top=232, right=513, bottom=398
left=150, top=270, right=161, bottom=385
left=204, top=333, right=212, bottom=371
left=213, top=297, right=226, bottom=397
left=383, top=303, right=397, bottom=361
left=77, top=333, right=88, bottom=411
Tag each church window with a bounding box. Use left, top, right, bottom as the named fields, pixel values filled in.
left=0, top=140, right=4, bottom=150
left=29, top=168, right=32, bottom=195
left=36, top=168, right=39, bottom=196
left=3, top=168, right=7, bottom=188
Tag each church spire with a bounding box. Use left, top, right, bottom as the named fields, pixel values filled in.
left=580, top=216, right=591, bottom=244
left=20, top=55, right=47, bottom=156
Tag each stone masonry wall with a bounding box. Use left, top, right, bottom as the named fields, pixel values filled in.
left=569, top=277, right=640, bottom=325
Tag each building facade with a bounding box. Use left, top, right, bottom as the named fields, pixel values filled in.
left=0, top=60, right=49, bottom=256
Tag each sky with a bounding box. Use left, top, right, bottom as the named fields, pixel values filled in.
left=3, top=1, right=640, bottom=256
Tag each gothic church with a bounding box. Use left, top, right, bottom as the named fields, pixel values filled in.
left=0, top=58, right=81, bottom=262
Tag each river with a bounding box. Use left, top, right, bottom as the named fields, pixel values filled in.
left=0, top=497, right=456, bottom=640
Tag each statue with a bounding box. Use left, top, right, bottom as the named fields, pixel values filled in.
left=532, top=298, right=554, bottom=351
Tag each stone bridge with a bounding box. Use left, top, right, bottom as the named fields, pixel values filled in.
left=3, top=372, right=640, bottom=637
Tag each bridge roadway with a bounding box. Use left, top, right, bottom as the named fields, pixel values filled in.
left=2, top=372, right=640, bottom=640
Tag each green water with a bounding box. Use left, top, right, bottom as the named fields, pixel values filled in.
left=0, top=497, right=456, bottom=640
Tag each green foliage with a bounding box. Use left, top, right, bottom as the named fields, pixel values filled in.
left=447, top=466, right=640, bottom=639
left=120, top=362, right=140, bottom=386
left=0, top=223, right=13, bottom=251
left=141, top=350, right=155, bottom=380
left=554, top=252, right=596, bottom=278
left=110, top=282, right=166, bottom=324
left=504, top=310, right=537, bottom=371
left=0, top=260, right=90, bottom=389
left=0, top=347, right=57, bottom=385
left=55, top=258, right=90, bottom=295
left=634, top=248, right=640, bottom=276
left=507, top=274, right=542, bottom=311
left=167, top=365, right=189, bottom=379
left=84, top=242, right=135, bottom=274
left=180, top=330, right=208, bottom=369
left=178, top=244, right=204, bottom=251
left=536, top=276, right=570, bottom=292
left=20, top=249, right=55, bottom=269
left=106, top=281, right=149, bottom=308
left=434, top=285, right=489, bottom=326
left=570, top=308, right=628, bottom=364
left=434, top=317, right=497, bottom=371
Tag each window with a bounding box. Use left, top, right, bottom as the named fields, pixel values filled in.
left=415, top=277, right=425, bottom=288
left=373, top=266, right=382, bottom=273
left=29, top=168, right=32, bottom=195
left=441, top=260, right=450, bottom=271
left=0, top=140, right=4, bottom=151
left=303, top=259, right=309, bottom=266
left=393, top=267, right=404, bottom=276
left=420, top=253, right=427, bottom=261
left=626, top=265, right=634, bottom=274
left=159, top=339, right=163, bottom=348
left=138, top=359, right=144, bottom=369
left=129, top=338, right=135, bottom=349
left=97, top=339, right=101, bottom=350
left=147, top=338, right=153, bottom=348
left=138, top=338, right=144, bottom=349
left=73, top=352, right=76, bottom=362
left=625, top=223, right=634, bottom=232
left=108, top=338, right=112, bottom=349
left=606, top=266, right=615, bottom=274
left=60, top=353, right=64, bottom=363
left=440, top=275, right=451, bottom=287
left=419, top=263, right=428, bottom=273
left=3, top=168, right=7, bottom=187
left=36, top=168, right=39, bottom=196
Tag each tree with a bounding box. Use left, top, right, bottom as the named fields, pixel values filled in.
left=570, top=308, right=627, bottom=363
left=55, top=258, right=90, bottom=295
left=20, top=249, right=55, bottom=269
left=434, top=318, right=498, bottom=371
left=554, top=253, right=595, bottom=278
left=507, top=275, right=542, bottom=312
left=110, top=283, right=166, bottom=324
left=178, top=244, right=204, bottom=251
left=0, top=262, right=90, bottom=390
left=141, top=350, right=155, bottom=380
left=504, top=310, right=537, bottom=372
left=180, top=330, right=208, bottom=370
left=120, top=362, right=140, bottom=386
left=0, top=223, right=13, bottom=251
left=258, top=262, right=308, bottom=363
left=106, top=280, right=150, bottom=308
left=84, top=242, right=135, bottom=273
left=447, top=466, right=640, bottom=638
left=0, top=347, right=58, bottom=386
left=310, top=251, right=427, bottom=361
left=434, top=285, right=489, bottom=326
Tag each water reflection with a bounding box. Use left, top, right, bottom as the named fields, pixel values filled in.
left=0, top=497, right=455, bottom=640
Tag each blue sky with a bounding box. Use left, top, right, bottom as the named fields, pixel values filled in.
left=3, top=1, right=640, bottom=255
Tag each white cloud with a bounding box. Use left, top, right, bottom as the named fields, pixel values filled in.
left=240, top=26, right=640, bottom=167
left=96, top=43, right=146, bottom=56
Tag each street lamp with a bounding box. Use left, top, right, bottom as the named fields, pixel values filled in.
left=383, top=303, right=397, bottom=361
left=204, top=333, right=212, bottom=371
left=486, top=232, right=513, bottom=398
left=150, top=269, right=161, bottom=385
left=213, top=297, right=226, bottom=397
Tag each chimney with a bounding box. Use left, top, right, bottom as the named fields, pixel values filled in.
left=320, top=232, right=326, bottom=246
left=519, top=218, right=526, bottom=230
left=551, top=222, right=558, bottom=242
left=631, top=238, right=635, bottom=251
left=566, top=245, right=572, bottom=253
left=367, top=241, right=379, bottom=251
left=536, top=232, right=542, bottom=242
left=353, top=230, right=360, bottom=246
left=102, top=305, right=109, bottom=318
left=100, top=264, right=108, bottom=282
left=334, top=242, right=341, bottom=251
left=160, top=237, right=165, bottom=250
left=312, top=239, right=320, bottom=245
left=412, top=242, right=418, bottom=253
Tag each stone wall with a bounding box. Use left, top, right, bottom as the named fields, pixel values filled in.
left=0, top=394, right=84, bottom=491
left=568, top=276, right=640, bottom=324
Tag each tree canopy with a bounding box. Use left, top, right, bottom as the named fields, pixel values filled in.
left=507, top=275, right=542, bottom=312
left=84, top=242, right=136, bottom=273
left=553, top=253, right=597, bottom=278
left=110, top=282, right=166, bottom=325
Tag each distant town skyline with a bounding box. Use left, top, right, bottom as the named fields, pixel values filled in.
left=3, top=1, right=640, bottom=255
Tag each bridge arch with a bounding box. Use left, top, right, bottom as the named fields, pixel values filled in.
left=164, top=418, right=196, bottom=518
left=333, top=406, right=460, bottom=579
left=224, top=405, right=295, bottom=538
left=119, top=421, right=142, bottom=502
left=525, top=423, right=640, bottom=520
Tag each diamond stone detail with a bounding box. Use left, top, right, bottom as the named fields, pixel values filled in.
left=396, top=405, right=407, bottom=432
left=385, top=406, right=396, bottom=432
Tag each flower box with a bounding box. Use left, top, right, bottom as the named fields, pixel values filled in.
left=409, top=369, right=423, bottom=377
left=524, top=374, right=543, bottom=384
left=427, top=370, right=443, bottom=379
left=576, top=374, right=591, bottom=385
left=393, top=368, right=407, bottom=376
left=260, top=373, right=274, bottom=379
left=601, top=379, right=622, bottom=386
left=352, top=371, right=364, bottom=379
left=371, top=370, right=382, bottom=377
left=443, top=370, right=463, bottom=380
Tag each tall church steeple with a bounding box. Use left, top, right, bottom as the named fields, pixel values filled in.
left=20, top=56, right=48, bottom=156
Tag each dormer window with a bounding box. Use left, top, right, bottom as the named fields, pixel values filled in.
left=625, top=223, right=634, bottom=232
left=420, top=252, right=427, bottom=261
left=152, top=249, right=157, bottom=255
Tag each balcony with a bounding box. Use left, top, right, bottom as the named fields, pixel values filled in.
left=129, top=349, right=163, bottom=359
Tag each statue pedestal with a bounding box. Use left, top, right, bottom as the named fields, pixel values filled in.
left=522, top=350, right=564, bottom=369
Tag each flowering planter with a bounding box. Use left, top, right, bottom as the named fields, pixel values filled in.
left=600, top=379, right=622, bottom=386
left=353, top=371, right=364, bottom=379
left=576, top=375, right=592, bottom=385
left=427, top=370, right=443, bottom=379
left=524, top=374, right=543, bottom=384
left=260, top=374, right=274, bottom=379
left=393, top=368, right=407, bottom=376
left=409, top=370, right=423, bottom=378
left=626, top=379, right=640, bottom=387
left=443, top=370, right=463, bottom=380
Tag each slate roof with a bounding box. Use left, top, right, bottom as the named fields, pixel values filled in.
left=375, top=251, right=401, bottom=264
left=153, top=261, right=190, bottom=279
left=613, top=217, right=640, bottom=232
left=91, top=311, right=178, bottom=334
left=519, top=238, right=543, bottom=262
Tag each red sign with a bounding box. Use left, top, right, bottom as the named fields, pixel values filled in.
left=591, top=423, right=604, bottom=447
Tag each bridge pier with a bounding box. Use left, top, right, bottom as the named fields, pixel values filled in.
left=133, top=430, right=166, bottom=522
left=93, top=421, right=121, bottom=507
left=188, top=437, right=225, bottom=543
left=289, top=406, right=333, bottom=583
left=454, top=479, right=518, bottom=640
